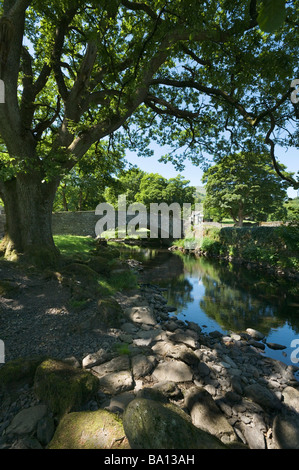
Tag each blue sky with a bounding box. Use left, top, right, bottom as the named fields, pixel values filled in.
left=126, top=144, right=299, bottom=199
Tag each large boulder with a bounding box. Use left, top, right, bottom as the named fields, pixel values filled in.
left=5, top=405, right=48, bottom=436
left=273, top=412, right=299, bottom=449
left=244, top=383, right=282, bottom=411
left=34, top=359, right=99, bottom=418
left=48, top=409, right=130, bottom=449
left=282, top=386, right=299, bottom=414
left=0, top=357, right=45, bottom=390
left=122, top=398, right=227, bottom=449
left=184, top=387, right=238, bottom=444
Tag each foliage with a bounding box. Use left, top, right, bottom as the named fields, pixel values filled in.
left=104, top=169, right=196, bottom=210
left=202, top=152, right=290, bottom=226
left=199, top=225, right=299, bottom=272
left=257, top=0, right=286, bottom=33
left=54, top=142, right=126, bottom=212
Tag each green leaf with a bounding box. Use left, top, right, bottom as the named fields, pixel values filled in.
left=257, top=0, right=286, bottom=33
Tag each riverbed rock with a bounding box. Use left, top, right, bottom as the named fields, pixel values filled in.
left=244, top=383, right=282, bottom=411
left=97, top=371, right=134, bottom=395
left=184, top=387, right=238, bottom=444
left=238, top=422, right=266, bottom=449
left=169, top=331, right=199, bottom=349
left=91, top=356, right=130, bottom=377
left=36, top=415, right=55, bottom=446
left=248, top=339, right=265, bottom=350
left=5, top=405, right=47, bottom=436
left=282, top=386, right=299, bottom=413
left=104, top=391, right=135, bottom=414
left=82, top=348, right=115, bottom=369
left=123, top=398, right=227, bottom=449
left=152, top=359, right=193, bottom=383
left=131, top=354, right=156, bottom=378
left=273, top=412, right=299, bottom=449
left=246, top=328, right=265, bottom=341
left=124, top=306, right=156, bottom=325
left=152, top=340, right=198, bottom=365
left=48, top=409, right=130, bottom=449
left=266, top=342, right=287, bottom=350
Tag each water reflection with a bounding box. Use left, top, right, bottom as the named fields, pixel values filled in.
left=118, top=245, right=299, bottom=367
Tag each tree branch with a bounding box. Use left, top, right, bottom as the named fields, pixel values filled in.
left=145, top=94, right=198, bottom=119
left=120, top=0, right=160, bottom=20
left=150, top=77, right=255, bottom=125
left=51, top=7, right=79, bottom=102
left=66, top=40, right=98, bottom=121
left=265, top=114, right=299, bottom=188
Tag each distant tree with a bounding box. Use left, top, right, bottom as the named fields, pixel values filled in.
left=162, top=175, right=196, bottom=208
left=135, top=173, right=168, bottom=209
left=103, top=167, right=146, bottom=207
left=202, top=152, right=290, bottom=226
left=104, top=171, right=196, bottom=210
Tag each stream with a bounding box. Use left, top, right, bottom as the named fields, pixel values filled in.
left=118, top=244, right=299, bottom=370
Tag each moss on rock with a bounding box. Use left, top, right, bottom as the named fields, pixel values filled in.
left=94, top=244, right=120, bottom=260
left=62, top=262, right=99, bottom=282
left=123, top=398, right=228, bottom=449
left=48, top=409, right=130, bottom=449
left=0, top=357, right=46, bottom=390
left=34, top=359, right=99, bottom=419
left=92, top=298, right=126, bottom=329
left=86, top=255, right=111, bottom=275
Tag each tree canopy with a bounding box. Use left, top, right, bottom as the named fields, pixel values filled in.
left=0, top=0, right=298, bottom=264
left=104, top=169, right=196, bottom=210
left=202, top=152, right=289, bottom=225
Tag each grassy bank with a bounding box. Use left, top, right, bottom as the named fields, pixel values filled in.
left=172, top=224, right=299, bottom=275
left=53, top=235, right=138, bottom=298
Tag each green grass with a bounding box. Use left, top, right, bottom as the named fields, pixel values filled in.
left=99, top=228, right=150, bottom=239
left=54, top=235, right=95, bottom=258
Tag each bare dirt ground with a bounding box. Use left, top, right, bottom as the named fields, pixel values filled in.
left=0, top=260, right=118, bottom=365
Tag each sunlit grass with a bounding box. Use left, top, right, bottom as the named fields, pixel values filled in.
left=54, top=235, right=95, bottom=258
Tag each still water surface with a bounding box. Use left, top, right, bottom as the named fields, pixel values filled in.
left=119, top=246, right=299, bottom=370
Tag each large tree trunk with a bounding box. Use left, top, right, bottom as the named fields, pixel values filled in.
left=0, top=173, right=60, bottom=267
